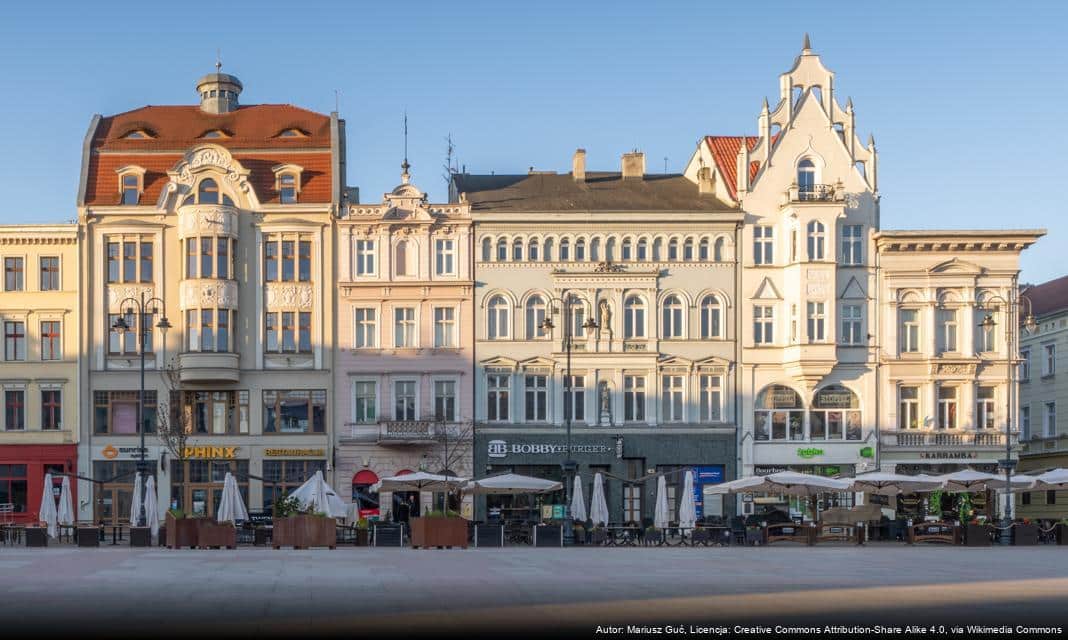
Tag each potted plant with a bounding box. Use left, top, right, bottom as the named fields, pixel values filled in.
left=572, top=523, right=586, bottom=545
left=409, top=509, right=468, bottom=549
left=272, top=496, right=336, bottom=550
left=197, top=518, right=237, bottom=549
left=355, top=518, right=370, bottom=547
left=590, top=524, right=607, bottom=545
left=165, top=509, right=200, bottom=549
left=1013, top=518, right=1039, bottom=546
left=644, top=525, right=660, bottom=546
left=965, top=517, right=991, bottom=547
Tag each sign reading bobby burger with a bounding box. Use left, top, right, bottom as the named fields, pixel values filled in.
left=487, top=439, right=617, bottom=458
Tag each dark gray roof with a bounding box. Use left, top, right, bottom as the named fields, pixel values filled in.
left=451, top=172, right=736, bottom=212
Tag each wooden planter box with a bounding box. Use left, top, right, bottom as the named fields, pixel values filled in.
left=130, top=526, right=152, bottom=547
left=273, top=515, right=336, bottom=549
left=534, top=524, right=563, bottom=547
left=197, top=521, right=236, bottom=549
left=253, top=527, right=271, bottom=547
left=373, top=523, right=404, bottom=547
left=410, top=516, right=468, bottom=549
left=165, top=513, right=199, bottom=549
left=77, top=526, right=101, bottom=547
left=1013, top=523, right=1040, bottom=546
left=25, top=526, right=48, bottom=547
left=965, top=523, right=992, bottom=547
left=1057, top=523, right=1068, bottom=546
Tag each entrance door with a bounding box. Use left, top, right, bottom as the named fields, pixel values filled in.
left=95, top=485, right=133, bottom=525
left=392, top=491, right=420, bottom=523
left=623, top=485, right=642, bottom=525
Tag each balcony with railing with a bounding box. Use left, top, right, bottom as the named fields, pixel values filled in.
left=783, top=182, right=844, bottom=205
left=881, top=429, right=1018, bottom=449
left=341, top=421, right=470, bottom=446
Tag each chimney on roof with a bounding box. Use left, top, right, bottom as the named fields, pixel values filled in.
left=572, top=149, right=586, bottom=182
left=697, top=167, right=715, bottom=195
left=621, top=151, right=645, bottom=180
left=196, top=69, right=243, bottom=115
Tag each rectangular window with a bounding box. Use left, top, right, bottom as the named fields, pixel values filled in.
left=41, top=389, right=61, bottom=430
left=699, top=374, right=722, bottom=422
left=216, top=238, right=229, bottom=279
left=218, top=309, right=230, bottom=352
left=661, top=375, right=684, bottom=423
left=434, top=307, right=456, bottom=348
left=1020, top=348, right=1031, bottom=381
left=187, top=239, right=198, bottom=278
left=1047, top=490, right=1057, bottom=505
left=280, top=312, right=296, bottom=352
left=624, top=376, right=646, bottom=422
left=806, top=301, right=825, bottom=343
left=4, top=390, right=24, bottom=430
left=1021, top=406, right=1031, bottom=440
left=1044, top=344, right=1056, bottom=376
left=41, top=320, right=61, bottom=360
left=900, top=309, right=920, bottom=353
left=753, top=226, right=774, bottom=265
left=281, top=241, right=295, bottom=282
left=937, top=308, right=958, bottom=354
left=841, top=304, right=862, bottom=345
left=264, top=240, right=278, bottom=282
left=263, top=390, right=326, bottom=434
left=298, top=312, right=311, bottom=352
left=354, top=381, right=377, bottom=423
left=394, top=308, right=416, bottom=348
left=754, top=305, right=774, bottom=345
left=899, top=386, right=920, bottom=430
left=92, top=390, right=157, bottom=435
left=937, top=386, right=957, bottom=429
left=122, top=174, right=140, bottom=205
left=123, top=242, right=136, bottom=282
left=977, top=312, right=996, bottom=353
left=107, top=312, right=140, bottom=355
left=355, top=240, right=376, bottom=276
left=298, top=240, right=311, bottom=282
left=1045, top=402, right=1057, bottom=437
left=564, top=375, right=585, bottom=423
left=524, top=375, right=548, bottom=422
left=107, top=242, right=120, bottom=283
left=200, top=309, right=214, bottom=351
left=434, top=380, right=457, bottom=421
left=140, top=242, right=153, bottom=282
left=976, top=386, right=995, bottom=429
left=0, top=464, right=28, bottom=513
left=39, top=257, right=59, bottom=291
left=393, top=381, right=416, bottom=421
left=487, top=374, right=510, bottom=422
left=4, top=257, right=23, bottom=291
left=264, top=312, right=277, bottom=352
left=178, top=390, right=247, bottom=435
left=4, top=321, right=25, bottom=361
left=435, top=239, right=456, bottom=276
left=841, top=225, right=863, bottom=265
left=354, top=308, right=377, bottom=348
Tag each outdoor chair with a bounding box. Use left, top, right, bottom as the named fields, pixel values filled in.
left=730, top=516, right=746, bottom=545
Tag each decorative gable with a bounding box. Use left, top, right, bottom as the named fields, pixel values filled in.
left=840, top=276, right=868, bottom=300
left=752, top=277, right=783, bottom=301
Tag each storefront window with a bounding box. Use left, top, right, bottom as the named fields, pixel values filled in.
left=0, top=464, right=27, bottom=513
left=93, top=461, right=157, bottom=525
left=810, top=385, right=861, bottom=441
left=175, top=391, right=248, bottom=435
left=755, top=385, right=804, bottom=441
left=263, top=459, right=325, bottom=511
left=170, top=459, right=248, bottom=517
left=484, top=465, right=564, bottom=522
left=263, top=390, right=326, bottom=434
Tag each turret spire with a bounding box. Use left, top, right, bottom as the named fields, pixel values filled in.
left=802, top=33, right=811, bottom=53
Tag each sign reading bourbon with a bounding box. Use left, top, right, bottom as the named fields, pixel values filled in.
left=182, top=446, right=239, bottom=459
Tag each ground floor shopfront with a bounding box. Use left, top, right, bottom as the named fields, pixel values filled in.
left=472, top=428, right=735, bottom=524
left=882, top=451, right=1003, bottom=520
left=1017, top=445, right=1068, bottom=520
left=0, top=444, right=76, bottom=524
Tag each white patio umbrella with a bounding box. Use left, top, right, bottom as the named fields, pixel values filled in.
left=653, top=476, right=670, bottom=529
left=143, top=476, right=160, bottom=536
left=129, top=472, right=143, bottom=526
left=934, top=469, right=1032, bottom=493
left=678, top=470, right=697, bottom=530
left=1034, top=468, right=1068, bottom=490
left=589, top=472, right=609, bottom=527
left=705, top=471, right=853, bottom=497
left=850, top=471, right=946, bottom=495
left=462, top=473, right=562, bottom=495
left=57, top=476, right=75, bottom=527
left=570, top=475, right=587, bottom=522
left=216, top=472, right=249, bottom=524
left=38, top=473, right=58, bottom=538
left=287, top=470, right=347, bottom=518
left=372, top=471, right=469, bottom=493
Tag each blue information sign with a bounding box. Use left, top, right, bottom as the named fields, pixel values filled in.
left=691, top=465, right=725, bottom=519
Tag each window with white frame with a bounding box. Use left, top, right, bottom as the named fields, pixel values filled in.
left=937, top=308, right=958, bottom=354
left=899, top=309, right=920, bottom=353
left=624, top=296, right=646, bottom=339
left=528, top=239, right=539, bottom=261
left=109, top=311, right=153, bottom=355
left=1021, top=406, right=1030, bottom=439
left=353, top=381, right=377, bottom=422
left=698, top=238, right=710, bottom=261
left=434, top=380, right=457, bottom=421
left=810, top=385, right=862, bottom=440
left=263, top=235, right=311, bottom=283
left=355, top=239, right=376, bottom=276
left=559, top=238, right=570, bottom=261
left=1020, top=347, right=1031, bottom=381
left=264, top=311, right=310, bottom=353
left=434, top=307, right=456, bottom=348
left=121, top=173, right=141, bottom=205
left=714, top=237, right=726, bottom=262
left=754, top=305, right=774, bottom=345
left=1045, top=402, right=1056, bottom=437
left=487, top=296, right=510, bottom=340
left=524, top=374, right=548, bottom=422
left=937, top=386, right=957, bottom=429
left=496, top=238, right=507, bottom=261
left=753, top=226, right=774, bottom=265
left=433, top=238, right=454, bottom=272
left=393, top=380, right=416, bottom=420
left=661, top=375, right=684, bottom=423
left=105, top=238, right=153, bottom=284
left=806, top=221, right=826, bottom=261
left=624, top=375, right=646, bottom=422
left=976, top=308, right=997, bottom=353
left=4, top=321, right=25, bottom=361
left=841, top=225, right=863, bottom=265
left=662, top=295, right=684, bottom=339
left=481, top=238, right=492, bottom=262
left=700, top=295, right=722, bottom=339
left=621, top=239, right=633, bottom=261
left=840, top=304, right=862, bottom=345
left=526, top=296, right=548, bottom=340
left=354, top=308, right=377, bottom=348
left=40, top=321, right=61, bottom=361
left=806, top=301, right=825, bottom=342
left=699, top=374, right=722, bottom=422
left=512, top=238, right=523, bottom=261
left=487, top=374, right=510, bottom=421
left=394, top=240, right=414, bottom=277
left=976, top=386, right=996, bottom=429
left=636, top=238, right=647, bottom=261
left=186, top=309, right=233, bottom=352
left=899, top=386, right=920, bottom=430
left=575, top=239, right=586, bottom=261
left=564, top=375, right=585, bottom=423
left=394, top=308, right=416, bottom=348
left=797, top=158, right=816, bottom=193
left=569, top=299, right=587, bottom=339
left=39, top=257, right=60, bottom=291
left=754, top=385, right=804, bottom=441
left=1043, top=343, right=1056, bottom=376
left=668, top=239, right=679, bottom=261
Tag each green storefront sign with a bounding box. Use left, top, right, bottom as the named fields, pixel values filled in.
left=797, top=447, right=824, bottom=459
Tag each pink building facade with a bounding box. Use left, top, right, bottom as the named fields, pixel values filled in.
left=334, top=166, right=474, bottom=520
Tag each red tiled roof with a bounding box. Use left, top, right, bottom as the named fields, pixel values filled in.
left=704, top=136, right=759, bottom=201
left=1022, top=275, right=1068, bottom=319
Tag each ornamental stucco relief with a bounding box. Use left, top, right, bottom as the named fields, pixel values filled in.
left=107, top=285, right=154, bottom=309
left=179, top=280, right=239, bottom=310
left=265, top=282, right=314, bottom=310
left=177, top=205, right=238, bottom=239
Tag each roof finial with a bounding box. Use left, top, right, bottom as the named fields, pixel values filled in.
left=215, top=48, right=222, bottom=72
left=802, top=33, right=811, bottom=52
left=401, top=110, right=411, bottom=184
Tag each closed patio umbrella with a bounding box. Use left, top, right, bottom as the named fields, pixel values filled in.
left=589, top=473, right=609, bottom=527
left=570, top=475, right=587, bottom=522
left=287, top=470, right=347, bottom=518
left=678, top=470, right=697, bottom=530
left=57, top=476, right=75, bottom=527
left=39, top=473, right=58, bottom=538
left=461, top=473, right=562, bottom=495
left=653, top=476, right=670, bottom=529
left=216, top=472, right=248, bottom=524
left=934, top=469, right=1032, bottom=493
left=129, top=472, right=143, bottom=527
left=143, top=476, right=160, bottom=536
left=850, top=471, right=945, bottom=495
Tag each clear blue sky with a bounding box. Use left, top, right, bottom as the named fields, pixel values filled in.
left=0, top=1, right=1064, bottom=282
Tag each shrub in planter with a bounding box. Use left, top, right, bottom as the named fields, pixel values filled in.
left=572, top=525, right=586, bottom=545
left=965, top=521, right=992, bottom=547
left=273, top=514, right=336, bottom=549
left=355, top=518, right=370, bottom=547
left=410, top=512, right=468, bottom=549
left=165, top=510, right=199, bottom=549
left=197, top=520, right=237, bottom=549
left=590, top=526, right=608, bottom=545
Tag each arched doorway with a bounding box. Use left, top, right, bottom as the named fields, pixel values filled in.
left=351, top=470, right=380, bottom=520
left=391, top=469, right=419, bottom=523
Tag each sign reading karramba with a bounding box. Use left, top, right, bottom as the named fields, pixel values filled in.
left=264, top=448, right=325, bottom=457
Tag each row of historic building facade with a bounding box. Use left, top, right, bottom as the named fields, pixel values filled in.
left=0, top=40, right=1048, bottom=526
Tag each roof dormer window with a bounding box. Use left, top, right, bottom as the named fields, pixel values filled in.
left=277, top=128, right=308, bottom=138
left=122, top=129, right=153, bottom=140
left=115, top=166, right=147, bottom=206
left=272, top=164, right=304, bottom=204
left=200, top=129, right=230, bottom=139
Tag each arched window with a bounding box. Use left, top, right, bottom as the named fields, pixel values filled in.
left=528, top=239, right=540, bottom=261
left=575, top=238, right=586, bottom=261
left=714, top=237, right=726, bottom=262
left=526, top=295, right=548, bottom=339
left=622, top=239, right=632, bottom=261
left=661, top=295, right=684, bottom=339
left=652, top=238, right=663, bottom=261
left=811, top=385, right=862, bottom=441
left=496, top=238, right=508, bottom=261
left=487, top=296, right=510, bottom=339
left=797, top=158, right=816, bottom=194
left=624, top=296, right=646, bottom=339
left=197, top=178, right=219, bottom=205
left=701, top=295, right=722, bottom=339
left=590, top=238, right=600, bottom=262
left=668, top=238, right=679, bottom=261
left=636, top=238, right=648, bottom=261
left=543, top=238, right=554, bottom=261
left=755, top=385, right=805, bottom=441
left=559, top=238, right=571, bottom=261
left=395, top=240, right=414, bottom=276
left=698, top=238, right=710, bottom=261
left=481, top=238, right=492, bottom=262
left=512, top=238, right=523, bottom=261
left=605, top=237, right=616, bottom=262
left=683, top=238, right=694, bottom=261
left=806, top=221, right=826, bottom=260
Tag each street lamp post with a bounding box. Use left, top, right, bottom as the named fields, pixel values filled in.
left=112, top=291, right=170, bottom=527
left=978, top=291, right=1035, bottom=545
left=540, top=294, right=599, bottom=545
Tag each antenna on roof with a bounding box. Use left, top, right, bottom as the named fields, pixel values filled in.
left=664, top=157, right=669, bottom=174
left=334, top=89, right=340, bottom=113
left=215, top=48, right=222, bottom=72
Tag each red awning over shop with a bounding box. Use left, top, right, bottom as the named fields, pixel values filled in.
left=353, top=470, right=379, bottom=485
left=396, top=469, right=414, bottom=476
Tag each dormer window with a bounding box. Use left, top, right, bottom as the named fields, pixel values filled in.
left=797, top=158, right=816, bottom=193
left=200, top=129, right=230, bottom=139
left=272, top=164, right=304, bottom=204
left=122, top=129, right=153, bottom=140
left=198, top=179, right=219, bottom=205
left=115, top=166, right=146, bottom=206
left=277, top=128, right=308, bottom=138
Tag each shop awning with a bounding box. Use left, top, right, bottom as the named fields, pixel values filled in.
left=353, top=470, right=379, bottom=485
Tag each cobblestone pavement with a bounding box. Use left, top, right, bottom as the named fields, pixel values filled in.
left=2, top=545, right=1066, bottom=637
